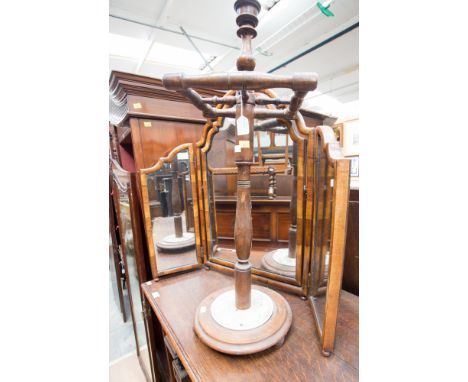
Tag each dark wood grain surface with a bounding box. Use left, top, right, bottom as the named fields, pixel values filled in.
left=342, top=189, right=359, bottom=296
left=142, top=269, right=358, bottom=382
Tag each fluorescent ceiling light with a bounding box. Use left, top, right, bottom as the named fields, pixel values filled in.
left=259, top=0, right=281, bottom=11
left=304, top=92, right=358, bottom=119
left=109, top=33, right=150, bottom=60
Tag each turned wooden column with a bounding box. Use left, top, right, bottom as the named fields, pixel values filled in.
left=171, top=159, right=183, bottom=238
left=233, top=0, right=260, bottom=310
left=189, top=0, right=294, bottom=355
left=234, top=92, right=255, bottom=310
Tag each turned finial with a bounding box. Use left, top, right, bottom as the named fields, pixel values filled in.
left=234, top=0, right=261, bottom=71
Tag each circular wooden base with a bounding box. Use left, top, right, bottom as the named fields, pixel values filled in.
left=261, top=249, right=296, bottom=278
left=194, top=286, right=292, bottom=355
left=156, top=232, right=195, bottom=252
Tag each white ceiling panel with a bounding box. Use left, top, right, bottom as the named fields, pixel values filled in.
left=109, top=15, right=153, bottom=40
left=163, top=0, right=238, bottom=43
left=110, top=0, right=167, bottom=26
left=109, top=0, right=359, bottom=118
left=274, top=27, right=359, bottom=80
left=109, top=56, right=138, bottom=73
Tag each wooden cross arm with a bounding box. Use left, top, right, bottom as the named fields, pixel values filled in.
left=163, top=71, right=318, bottom=92
left=199, top=95, right=292, bottom=107
left=174, top=87, right=313, bottom=119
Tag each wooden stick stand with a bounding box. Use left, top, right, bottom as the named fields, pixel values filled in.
left=163, top=0, right=317, bottom=355
left=192, top=0, right=292, bottom=355
left=194, top=95, right=292, bottom=354
left=156, top=160, right=195, bottom=252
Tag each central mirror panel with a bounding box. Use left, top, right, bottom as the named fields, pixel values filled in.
left=141, top=145, right=200, bottom=277
left=203, top=115, right=306, bottom=285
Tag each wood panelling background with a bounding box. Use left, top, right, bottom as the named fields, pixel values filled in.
left=215, top=198, right=291, bottom=242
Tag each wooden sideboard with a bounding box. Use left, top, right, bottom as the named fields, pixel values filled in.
left=142, top=269, right=358, bottom=382
left=109, top=71, right=224, bottom=172
left=214, top=197, right=291, bottom=242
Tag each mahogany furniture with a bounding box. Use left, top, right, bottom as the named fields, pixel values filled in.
left=109, top=71, right=225, bottom=176
left=342, top=188, right=359, bottom=296
left=142, top=269, right=358, bottom=381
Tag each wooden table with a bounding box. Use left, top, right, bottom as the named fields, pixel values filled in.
left=142, top=269, right=358, bottom=382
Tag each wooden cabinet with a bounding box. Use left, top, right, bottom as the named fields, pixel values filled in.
left=142, top=269, right=358, bottom=382
left=109, top=71, right=224, bottom=173
left=214, top=197, right=290, bottom=242
left=130, top=118, right=204, bottom=170
left=342, top=188, right=359, bottom=296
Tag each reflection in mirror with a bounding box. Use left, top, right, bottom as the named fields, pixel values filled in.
left=206, top=117, right=300, bottom=280
left=309, top=135, right=334, bottom=330
left=117, top=192, right=151, bottom=376
left=146, top=149, right=198, bottom=272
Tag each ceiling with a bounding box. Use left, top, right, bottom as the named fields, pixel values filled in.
left=109, top=0, right=359, bottom=118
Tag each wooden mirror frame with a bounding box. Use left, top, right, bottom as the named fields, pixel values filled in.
left=110, top=158, right=156, bottom=382
left=196, top=90, right=314, bottom=296
left=139, top=143, right=203, bottom=279
left=308, top=125, right=351, bottom=356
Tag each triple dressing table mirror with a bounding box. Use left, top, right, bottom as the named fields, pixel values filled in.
left=140, top=143, right=202, bottom=278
